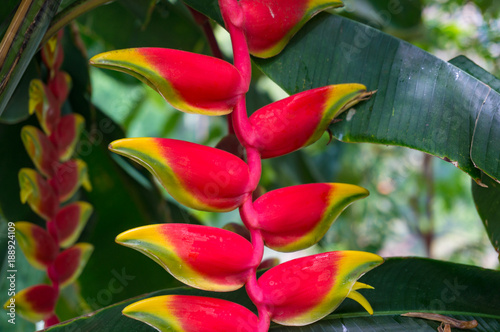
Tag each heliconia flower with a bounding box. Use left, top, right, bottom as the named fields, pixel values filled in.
left=89, top=48, right=247, bottom=115
left=4, top=285, right=58, bottom=323
left=258, top=251, right=383, bottom=326
left=123, top=295, right=259, bottom=332
left=29, top=79, right=60, bottom=135
left=239, top=0, right=343, bottom=58
left=20, top=125, right=58, bottom=178
left=48, top=71, right=72, bottom=107
left=51, top=202, right=93, bottom=248
left=49, top=159, right=92, bottom=202
left=249, top=84, right=374, bottom=159
left=115, top=224, right=254, bottom=291
left=15, top=222, right=58, bottom=270
left=41, top=30, right=64, bottom=74
left=49, top=113, right=85, bottom=162
left=48, top=243, right=93, bottom=288
left=109, top=138, right=252, bottom=212
left=19, top=168, right=59, bottom=220
left=253, top=183, right=368, bottom=252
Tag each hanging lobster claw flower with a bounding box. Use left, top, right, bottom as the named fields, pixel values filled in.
left=48, top=71, right=72, bottom=107
left=52, top=202, right=93, bottom=248
left=253, top=183, right=368, bottom=252
left=15, top=222, right=58, bottom=270
left=249, top=84, right=374, bottom=158
left=41, top=30, right=64, bottom=74
left=240, top=0, right=343, bottom=58
left=90, top=48, right=246, bottom=115
left=49, top=159, right=92, bottom=202
left=109, top=138, right=252, bottom=212
left=29, top=79, right=60, bottom=135
left=123, top=295, right=259, bottom=332
left=20, top=125, right=58, bottom=178
left=48, top=243, right=93, bottom=288
left=19, top=168, right=59, bottom=220
left=49, top=113, right=85, bottom=162
left=116, top=224, right=254, bottom=291
left=258, top=251, right=383, bottom=326
left=4, top=285, right=58, bottom=323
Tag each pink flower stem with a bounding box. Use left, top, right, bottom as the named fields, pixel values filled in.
left=220, top=1, right=270, bottom=330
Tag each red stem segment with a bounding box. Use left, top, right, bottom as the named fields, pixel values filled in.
left=220, top=1, right=270, bottom=330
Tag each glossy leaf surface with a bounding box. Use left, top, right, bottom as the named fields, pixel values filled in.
left=90, top=48, right=246, bottom=115
left=258, top=251, right=383, bottom=326
left=51, top=243, right=93, bottom=288
left=52, top=201, right=93, bottom=248
left=18, top=168, right=59, bottom=220
left=21, top=125, right=58, bottom=178
left=240, top=0, right=343, bottom=58
left=116, top=224, right=254, bottom=291
left=109, top=138, right=252, bottom=212
left=123, top=295, right=259, bottom=332
left=15, top=222, right=58, bottom=270
left=250, top=84, right=372, bottom=159
left=254, top=183, right=369, bottom=251
left=4, top=285, right=58, bottom=323
left=43, top=258, right=500, bottom=331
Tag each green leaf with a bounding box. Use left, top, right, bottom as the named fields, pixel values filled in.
left=42, top=258, right=500, bottom=331
left=0, top=0, right=62, bottom=117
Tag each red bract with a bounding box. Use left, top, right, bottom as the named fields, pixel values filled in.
left=41, top=30, right=64, bottom=74
left=29, top=79, right=60, bottom=135
left=15, top=222, right=58, bottom=270
left=249, top=84, right=374, bottom=158
left=240, top=0, right=343, bottom=58
left=48, top=71, right=71, bottom=107
left=109, top=138, right=252, bottom=212
left=49, top=159, right=91, bottom=202
left=52, top=202, right=93, bottom=248
left=90, top=48, right=247, bottom=115
left=49, top=113, right=85, bottom=162
left=116, top=224, right=255, bottom=291
left=50, top=243, right=93, bottom=288
left=4, top=285, right=58, bottom=323
left=19, top=168, right=59, bottom=220
left=253, top=183, right=369, bottom=252
left=123, top=295, right=259, bottom=332
left=21, top=125, right=58, bottom=178
left=258, top=251, right=383, bottom=326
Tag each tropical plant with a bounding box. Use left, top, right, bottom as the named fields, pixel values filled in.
left=0, top=0, right=499, bottom=331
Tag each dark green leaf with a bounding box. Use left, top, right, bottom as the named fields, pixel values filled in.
left=43, top=258, right=500, bottom=331
left=0, top=0, right=62, bottom=116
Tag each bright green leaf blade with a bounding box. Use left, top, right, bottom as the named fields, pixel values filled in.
left=43, top=258, right=500, bottom=331
left=471, top=173, right=500, bottom=258
left=252, top=13, right=500, bottom=183
left=449, top=55, right=500, bottom=258
left=0, top=0, right=62, bottom=116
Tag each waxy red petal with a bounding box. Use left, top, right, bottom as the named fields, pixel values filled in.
left=258, top=251, right=383, bottom=326
left=249, top=84, right=373, bottom=158
left=49, top=159, right=92, bottom=202
left=49, top=113, right=85, bottom=162
left=4, top=285, right=57, bottom=323
left=52, top=202, right=93, bottom=248
left=50, top=243, right=93, bottom=288
left=15, top=222, right=58, bottom=270
left=240, top=0, right=343, bottom=58
left=29, top=79, right=60, bottom=135
left=90, top=48, right=246, bottom=115
left=19, top=168, right=58, bottom=220
left=21, top=125, right=58, bottom=178
left=48, top=71, right=72, bottom=107
left=123, top=295, right=259, bottom=332
left=116, top=224, right=254, bottom=291
left=253, top=183, right=368, bottom=252
left=109, top=138, right=252, bottom=212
